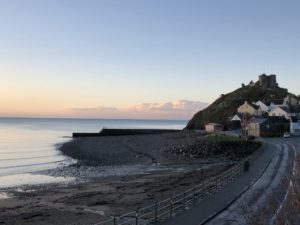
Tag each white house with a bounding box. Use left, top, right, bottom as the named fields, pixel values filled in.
left=290, top=117, right=300, bottom=135
left=268, top=106, right=290, bottom=119
left=253, top=100, right=269, bottom=113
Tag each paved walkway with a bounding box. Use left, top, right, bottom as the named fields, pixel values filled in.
left=158, top=141, right=285, bottom=225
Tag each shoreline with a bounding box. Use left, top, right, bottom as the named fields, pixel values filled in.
left=0, top=131, right=259, bottom=225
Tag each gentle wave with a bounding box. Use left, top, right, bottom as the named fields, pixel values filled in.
left=0, top=160, right=67, bottom=169
left=0, top=154, right=61, bottom=161
left=0, top=149, right=55, bottom=155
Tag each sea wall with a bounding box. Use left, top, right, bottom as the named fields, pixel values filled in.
left=73, top=128, right=181, bottom=138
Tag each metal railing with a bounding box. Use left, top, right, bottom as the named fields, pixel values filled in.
left=94, top=145, right=263, bottom=225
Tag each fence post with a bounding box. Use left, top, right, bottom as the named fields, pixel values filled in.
left=154, top=202, right=158, bottom=222
left=170, top=196, right=173, bottom=217
left=135, top=208, right=139, bottom=225
left=113, top=216, right=116, bottom=225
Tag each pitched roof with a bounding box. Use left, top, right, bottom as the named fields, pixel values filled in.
left=248, top=117, right=268, bottom=124
left=278, top=106, right=291, bottom=113
left=254, top=100, right=268, bottom=106
left=266, top=99, right=284, bottom=106
left=231, top=114, right=242, bottom=121
left=240, top=101, right=260, bottom=110
left=249, top=103, right=260, bottom=110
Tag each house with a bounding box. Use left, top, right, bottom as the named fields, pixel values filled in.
left=268, top=106, right=290, bottom=119
left=247, top=117, right=289, bottom=137
left=290, top=117, right=300, bottom=135
left=246, top=118, right=271, bottom=137
left=230, top=113, right=253, bottom=129
left=230, top=114, right=242, bottom=129
left=205, top=123, right=224, bottom=133
left=237, top=101, right=262, bottom=116
left=253, top=100, right=269, bottom=113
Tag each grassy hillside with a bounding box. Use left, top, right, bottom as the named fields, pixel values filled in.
left=186, top=85, right=289, bottom=129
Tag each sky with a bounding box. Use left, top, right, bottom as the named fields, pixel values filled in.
left=0, top=0, right=299, bottom=119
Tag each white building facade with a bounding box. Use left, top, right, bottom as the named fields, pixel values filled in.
left=290, top=117, right=300, bottom=135
left=268, top=106, right=290, bottom=119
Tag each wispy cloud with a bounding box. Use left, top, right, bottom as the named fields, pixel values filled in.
left=70, top=100, right=209, bottom=119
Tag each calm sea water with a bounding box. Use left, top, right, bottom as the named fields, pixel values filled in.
left=0, top=118, right=186, bottom=192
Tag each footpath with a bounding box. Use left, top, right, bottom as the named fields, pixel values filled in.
left=158, top=141, right=276, bottom=225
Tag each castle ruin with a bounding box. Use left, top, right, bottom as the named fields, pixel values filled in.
left=258, top=74, right=278, bottom=89
left=246, top=74, right=279, bottom=89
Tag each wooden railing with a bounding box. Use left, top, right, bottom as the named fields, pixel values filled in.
left=93, top=145, right=263, bottom=225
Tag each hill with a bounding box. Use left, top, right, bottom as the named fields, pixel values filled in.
left=186, top=75, right=291, bottom=130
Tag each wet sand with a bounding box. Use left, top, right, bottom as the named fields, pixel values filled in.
left=0, top=131, right=233, bottom=225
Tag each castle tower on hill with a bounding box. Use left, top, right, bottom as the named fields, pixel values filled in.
left=258, top=74, right=278, bottom=89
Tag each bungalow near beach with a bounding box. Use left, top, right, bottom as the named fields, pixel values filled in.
left=205, top=123, right=224, bottom=133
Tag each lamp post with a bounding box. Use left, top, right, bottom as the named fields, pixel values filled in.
left=243, top=112, right=248, bottom=139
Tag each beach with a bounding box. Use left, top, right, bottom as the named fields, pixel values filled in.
left=0, top=130, right=240, bottom=225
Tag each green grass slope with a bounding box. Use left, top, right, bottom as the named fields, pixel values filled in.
left=186, top=85, right=289, bottom=129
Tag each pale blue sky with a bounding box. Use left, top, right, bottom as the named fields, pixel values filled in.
left=0, top=0, right=299, bottom=119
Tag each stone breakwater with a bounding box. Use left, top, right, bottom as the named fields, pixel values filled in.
left=168, top=137, right=261, bottom=161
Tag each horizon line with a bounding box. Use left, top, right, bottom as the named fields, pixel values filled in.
left=0, top=116, right=188, bottom=122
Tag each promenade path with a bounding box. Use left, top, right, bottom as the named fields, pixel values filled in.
left=158, top=138, right=297, bottom=225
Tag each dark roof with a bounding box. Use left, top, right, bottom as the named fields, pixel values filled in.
left=278, top=106, right=291, bottom=113
left=291, top=116, right=299, bottom=123
left=266, top=99, right=284, bottom=106
left=248, top=117, right=268, bottom=124
left=249, top=103, right=260, bottom=110
left=269, top=116, right=289, bottom=123
left=290, top=106, right=300, bottom=113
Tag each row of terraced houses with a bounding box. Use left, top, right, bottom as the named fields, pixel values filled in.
left=231, top=94, right=300, bottom=137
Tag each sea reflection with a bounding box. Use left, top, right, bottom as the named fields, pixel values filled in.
left=0, top=173, right=75, bottom=189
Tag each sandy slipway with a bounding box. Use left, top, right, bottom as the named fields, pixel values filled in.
left=0, top=132, right=260, bottom=225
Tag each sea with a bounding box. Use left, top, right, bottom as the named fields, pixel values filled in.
left=0, top=117, right=186, bottom=197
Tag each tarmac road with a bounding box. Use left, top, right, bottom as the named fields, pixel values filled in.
left=159, top=137, right=299, bottom=225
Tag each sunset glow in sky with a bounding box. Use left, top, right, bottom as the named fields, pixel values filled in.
left=1, top=0, right=300, bottom=119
